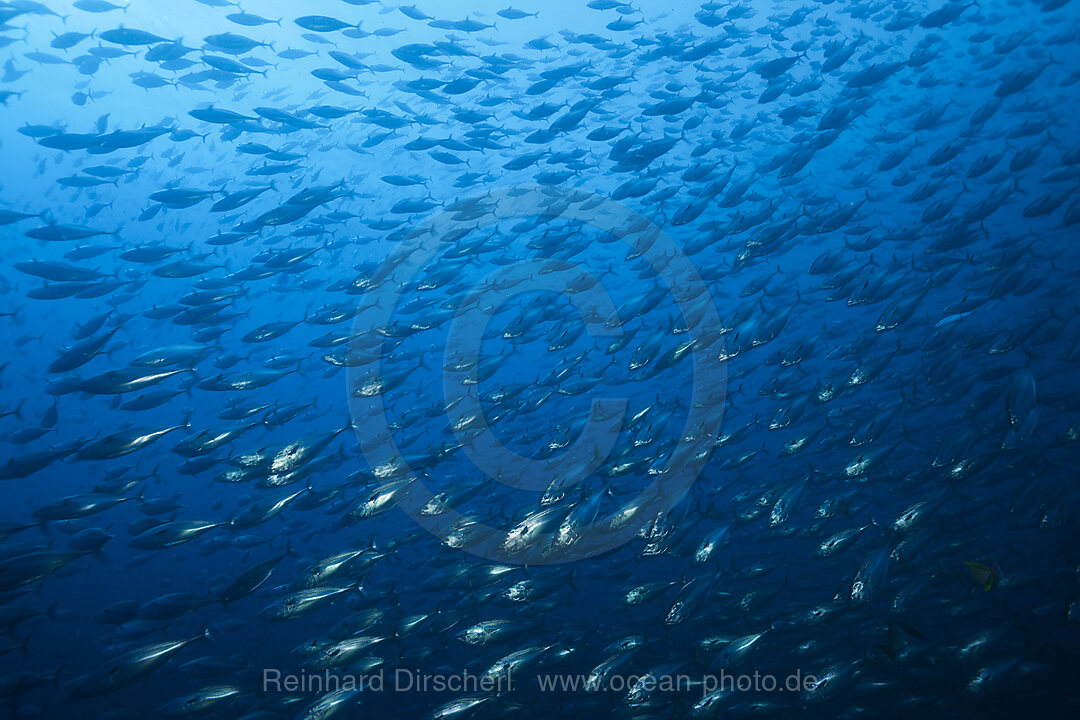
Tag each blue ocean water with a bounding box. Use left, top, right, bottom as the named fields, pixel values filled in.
left=0, top=0, right=1079, bottom=717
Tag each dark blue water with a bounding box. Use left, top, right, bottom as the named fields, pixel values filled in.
left=1, top=0, right=1079, bottom=718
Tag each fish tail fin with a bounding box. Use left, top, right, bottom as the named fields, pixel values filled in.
left=992, top=561, right=1006, bottom=584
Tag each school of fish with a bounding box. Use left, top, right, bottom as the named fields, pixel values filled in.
left=0, top=0, right=1078, bottom=718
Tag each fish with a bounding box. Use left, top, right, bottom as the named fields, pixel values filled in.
left=64, top=629, right=212, bottom=700
left=130, top=520, right=229, bottom=549
left=98, top=28, right=172, bottom=46
left=0, top=1, right=1074, bottom=718
left=219, top=543, right=292, bottom=604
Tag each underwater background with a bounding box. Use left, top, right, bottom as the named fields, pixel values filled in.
left=0, top=0, right=1079, bottom=717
